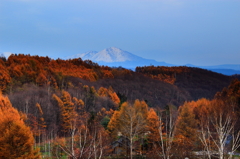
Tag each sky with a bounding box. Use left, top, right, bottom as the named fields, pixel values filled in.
left=0, top=0, right=240, bottom=66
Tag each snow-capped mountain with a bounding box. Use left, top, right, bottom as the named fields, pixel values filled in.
left=69, top=47, right=145, bottom=62
left=0, top=52, right=12, bottom=59
left=67, top=47, right=173, bottom=68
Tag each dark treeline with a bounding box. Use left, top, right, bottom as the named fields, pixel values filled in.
left=136, top=66, right=233, bottom=100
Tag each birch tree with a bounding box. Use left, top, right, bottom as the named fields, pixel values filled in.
left=196, top=98, right=240, bottom=159
left=155, top=105, right=178, bottom=159
left=209, top=99, right=238, bottom=159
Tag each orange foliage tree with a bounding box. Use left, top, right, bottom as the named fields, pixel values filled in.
left=0, top=62, right=11, bottom=92
left=98, top=86, right=120, bottom=106
left=0, top=92, right=40, bottom=159
left=175, top=102, right=198, bottom=157
left=108, top=99, right=149, bottom=159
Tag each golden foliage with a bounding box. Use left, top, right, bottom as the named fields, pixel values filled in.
left=147, top=108, right=161, bottom=141
left=108, top=100, right=149, bottom=138
left=0, top=93, right=40, bottom=159
left=0, top=63, right=11, bottom=92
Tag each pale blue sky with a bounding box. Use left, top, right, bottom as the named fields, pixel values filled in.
left=0, top=0, right=240, bottom=66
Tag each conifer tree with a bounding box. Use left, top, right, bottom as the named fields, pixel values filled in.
left=53, top=90, right=81, bottom=157
left=147, top=108, right=160, bottom=142
left=0, top=92, right=40, bottom=159
left=175, top=102, right=198, bottom=157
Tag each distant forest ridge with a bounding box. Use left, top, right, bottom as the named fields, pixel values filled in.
left=0, top=54, right=239, bottom=107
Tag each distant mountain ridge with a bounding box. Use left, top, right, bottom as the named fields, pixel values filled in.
left=207, top=69, right=240, bottom=76
left=68, top=47, right=240, bottom=76
left=67, top=47, right=173, bottom=68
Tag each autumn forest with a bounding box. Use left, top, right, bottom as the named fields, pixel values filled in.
left=0, top=54, right=240, bottom=159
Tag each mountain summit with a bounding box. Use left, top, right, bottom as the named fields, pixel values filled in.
left=68, top=47, right=173, bottom=69
left=71, top=47, right=144, bottom=62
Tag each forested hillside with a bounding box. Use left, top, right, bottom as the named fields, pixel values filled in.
left=0, top=54, right=235, bottom=107
left=0, top=54, right=240, bottom=158
left=136, top=66, right=232, bottom=100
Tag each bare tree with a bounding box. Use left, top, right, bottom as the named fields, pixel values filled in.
left=156, top=105, right=178, bottom=159
left=198, top=115, right=213, bottom=159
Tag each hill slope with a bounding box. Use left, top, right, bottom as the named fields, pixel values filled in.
left=0, top=54, right=235, bottom=108
left=136, top=66, right=233, bottom=101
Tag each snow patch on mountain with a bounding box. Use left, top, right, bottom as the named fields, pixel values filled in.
left=68, top=51, right=98, bottom=59
left=69, top=47, right=144, bottom=63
